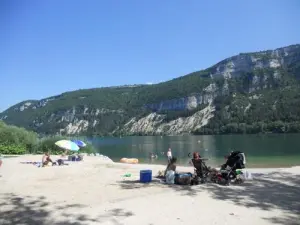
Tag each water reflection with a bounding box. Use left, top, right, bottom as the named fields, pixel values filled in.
left=90, top=134, right=300, bottom=168
left=91, top=135, right=218, bottom=166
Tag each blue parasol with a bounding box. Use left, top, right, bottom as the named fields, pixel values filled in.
left=72, top=140, right=87, bottom=148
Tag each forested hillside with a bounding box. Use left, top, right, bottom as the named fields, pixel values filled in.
left=1, top=44, right=300, bottom=136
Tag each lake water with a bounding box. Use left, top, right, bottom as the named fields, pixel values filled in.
left=89, top=134, right=300, bottom=168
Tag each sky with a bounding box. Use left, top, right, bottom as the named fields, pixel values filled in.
left=1, top=0, right=300, bottom=112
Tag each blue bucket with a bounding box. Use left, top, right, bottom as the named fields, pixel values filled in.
left=140, top=170, right=152, bottom=183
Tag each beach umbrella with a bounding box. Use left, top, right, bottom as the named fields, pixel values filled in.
left=55, top=140, right=80, bottom=151
left=72, top=140, right=86, bottom=148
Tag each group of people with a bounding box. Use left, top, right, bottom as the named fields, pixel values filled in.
left=162, top=149, right=246, bottom=185
left=163, top=150, right=197, bottom=183
left=0, top=153, right=54, bottom=170
left=164, top=149, right=200, bottom=176
left=149, top=148, right=173, bottom=162
left=42, top=151, right=83, bottom=167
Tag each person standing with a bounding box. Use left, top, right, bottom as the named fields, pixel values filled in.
left=167, top=148, right=172, bottom=163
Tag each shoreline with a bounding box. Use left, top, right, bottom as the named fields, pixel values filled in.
left=2, top=154, right=300, bottom=169
left=93, top=132, right=300, bottom=137
left=108, top=156, right=300, bottom=169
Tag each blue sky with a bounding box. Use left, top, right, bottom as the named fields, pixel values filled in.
left=1, top=0, right=300, bottom=112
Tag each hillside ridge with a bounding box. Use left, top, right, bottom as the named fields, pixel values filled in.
left=1, top=43, right=300, bottom=135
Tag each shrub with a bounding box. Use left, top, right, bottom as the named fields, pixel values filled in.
left=0, top=122, right=38, bottom=154
left=0, top=121, right=98, bottom=155
left=37, top=136, right=97, bottom=155
left=0, top=143, right=26, bottom=155
left=37, top=136, right=65, bottom=154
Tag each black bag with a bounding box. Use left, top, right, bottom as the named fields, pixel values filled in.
left=175, top=173, right=192, bottom=185
left=57, top=159, right=64, bottom=166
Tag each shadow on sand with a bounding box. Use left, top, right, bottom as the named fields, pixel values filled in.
left=118, top=178, right=199, bottom=196
left=204, top=172, right=300, bottom=225
left=119, top=172, right=300, bottom=225
left=0, top=193, right=134, bottom=225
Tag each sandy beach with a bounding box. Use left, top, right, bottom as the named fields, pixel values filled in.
left=0, top=155, right=299, bottom=225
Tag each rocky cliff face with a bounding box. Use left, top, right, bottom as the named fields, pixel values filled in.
left=145, top=83, right=219, bottom=111
left=1, top=44, right=300, bottom=135
left=211, top=44, right=299, bottom=79
left=116, top=103, right=215, bottom=135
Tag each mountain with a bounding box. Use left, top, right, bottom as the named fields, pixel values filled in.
left=1, top=44, right=300, bottom=136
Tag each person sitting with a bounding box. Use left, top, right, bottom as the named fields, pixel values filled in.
left=165, top=157, right=177, bottom=174
left=77, top=153, right=84, bottom=161
left=42, top=152, right=53, bottom=166
left=190, top=152, right=204, bottom=178
left=189, top=152, right=212, bottom=183
left=164, top=157, right=177, bottom=184
left=221, top=151, right=246, bottom=170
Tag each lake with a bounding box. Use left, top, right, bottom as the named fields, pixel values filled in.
left=89, top=134, right=300, bottom=168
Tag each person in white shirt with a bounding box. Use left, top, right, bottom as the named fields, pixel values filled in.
left=167, top=148, right=172, bottom=163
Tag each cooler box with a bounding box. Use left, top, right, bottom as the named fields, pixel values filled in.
left=140, top=170, right=152, bottom=183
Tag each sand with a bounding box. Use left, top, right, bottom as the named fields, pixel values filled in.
left=0, top=155, right=299, bottom=225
